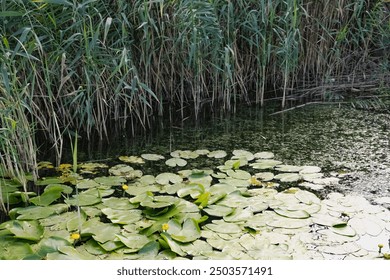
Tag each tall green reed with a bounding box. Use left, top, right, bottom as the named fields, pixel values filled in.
left=0, top=0, right=388, bottom=192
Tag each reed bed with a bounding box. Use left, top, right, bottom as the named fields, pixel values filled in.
left=0, top=0, right=389, bottom=191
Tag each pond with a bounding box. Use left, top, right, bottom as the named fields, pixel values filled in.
left=77, top=103, right=390, bottom=202
left=1, top=103, right=390, bottom=260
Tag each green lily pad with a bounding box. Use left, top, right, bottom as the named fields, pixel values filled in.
left=65, top=192, right=102, bottom=207
left=204, top=220, right=242, bottom=234
left=177, top=183, right=205, bottom=199
left=226, top=169, right=251, bottom=180
left=299, top=166, right=322, bottom=174
left=109, top=164, right=143, bottom=179
left=274, top=208, right=310, bottom=219
left=167, top=218, right=201, bottom=243
left=44, top=184, right=73, bottom=194
left=181, top=239, right=213, bottom=256
left=119, top=155, right=145, bottom=164
left=250, top=159, right=283, bottom=169
left=81, top=219, right=121, bottom=243
left=207, top=150, right=227, bottom=159
left=203, top=205, right=234, bottom=217
left=102, top=197, right=137, bottom=210
left=29, top=187, right=63, bottom=206
left=330, top=225, right=356, bottom=237
left=141, top=153, right=165, bottom=161
left=275, top=165, right=303, bottom=172
left=33, top=236, right=71, bottom=257
left=139, top=175, right=156, bottom=185
left=155, top=173, right=183, bottom=185
left=232, top=150, right=255, bottom=161
left=224, top=208, right=253, bottom=222
left=254, top=152, right=275, bottom=159
left=295, top=190, right=321, bottom=205
left=0, top=237, right=34, bottom=260
left=170, top=150, right=199, bottom=159
left=101, top=208, right=142, bottom=224
left=16, top=206, right=57, bottom=220
left=6, top=220, right=44, bottom=241
left=115, top=233, right=151, bottom=252
left=194, top=149, right=210, bottom=155
left=266, top=217, right=310, bottom=229
left=254, top=172, right=274, bottom=181
left=94, top=176, right=126, bottom=186
left=77, top=179, right=100, bottom=189
left=165, top=157, right=187, bottom=167
left=160, top=232, right=186, bottom=256
left=274, top=173, right=301, bottom=182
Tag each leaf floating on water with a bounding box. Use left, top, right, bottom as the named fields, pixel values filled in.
left=330, top=225, right=356, bottom=237
left=155, top=173, right=183, bottom=185
left=226, top=169, right=251, bottom=180
left=275, top=165, right=303, bottom=173
left=165, top=157, right=187, bottom=167
left=203, top=205, right=234, bottom=217
left=6, top=220, right=44, bottom=241
left=94, top=176, right=126, bottom=186
left=254, top=152, right=274, bottom=159
left=170, top=150, right=199, bottom=159
left=205, top=220, right=242, bottom=234
left=254, top=172, right=274, bottom=181
left=194, top=149, right=210, bottom=156
left=274, top=173, right=301, bottom=182
left=295, top=190, right=321, bottom=205
left=274, top=208, right=310, bottom=219
left=141, top=153, right=165, bottom=161
left=109, top=164, right=143, bottom=179
left=119, top=156, right=145, bottom=164
left=299, top=166, right=322, bottom=174
left=167, top=218, right=201, bottom=243
left=232, top=150, right=255, bottom=161
left=250, top=159, right=283, bottom=170
left=207, top=150, right=227, bottom=159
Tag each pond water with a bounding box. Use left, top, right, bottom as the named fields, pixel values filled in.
left=75, top=103, right=390, bottom=204
left=2, top=103, right=390, bottom=260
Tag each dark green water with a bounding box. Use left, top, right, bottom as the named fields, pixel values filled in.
left=60, top=103, right=390, bottom=204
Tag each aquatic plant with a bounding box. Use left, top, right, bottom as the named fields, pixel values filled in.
left=0, top=149, right=389, bottom=260
left=0, top=0, right=389, bottom=182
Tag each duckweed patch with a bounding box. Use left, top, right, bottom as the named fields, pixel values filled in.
left=1, top=149, right=390, bottom=260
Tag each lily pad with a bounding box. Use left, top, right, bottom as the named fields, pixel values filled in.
left=115, top=233, right=150, bottom=252
left=94, top=176, right=126, bottom=186
left=204, top=205, right=234, bottom=217
left=167, top=218, right=201, bottom=243
left=194, top=149, right=210, bottom=155
left=232, top=150, right=255, bottom=161
left=101, top=208, right=142, bottom=224
left=275, top=165, right=303, bottom=173
left=254, top=172, right=274, bottom=181
left=0, top=237, right=34, bottom=260
left=254, top=152, right=274, bottom=159
left=16, top=206, right=57, bottom=220
left=274, top=208, right=310, bottom=219
left=207, top=150, right=227, bottom=159
left=76, top=179, right=100, bottom=189
left=299, top=166, right=322, bottom=174
left=295, top=190, right=321, bottom=205
left=274, top=173, right=301, bottom=182
left=102, top=197, right=137, bottom=210
left=29, top=187, right=64, bottom=207
left=250, top=159, right=283, bottom=170
left=224, top=208, right=253, bottom=222
left=81, top=219, right=121, bottom=243
left=160, top=232, right=186, bottom=256
left=109, top=164, right=143, bottom=179
left=226, top=169, right=251, bottom=180
left=155, top=173, right=183, bottom=185
left=6, top=220, right=44, bottom=241
left=170, top=150, right=199, bottom=159
left=165, top=157, right=187, bottom=167
left=204, top=220, right=242, bottom=234
left=119, top=156, right=145, bottom=164
left=141, top=153, right=165, bottom=161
